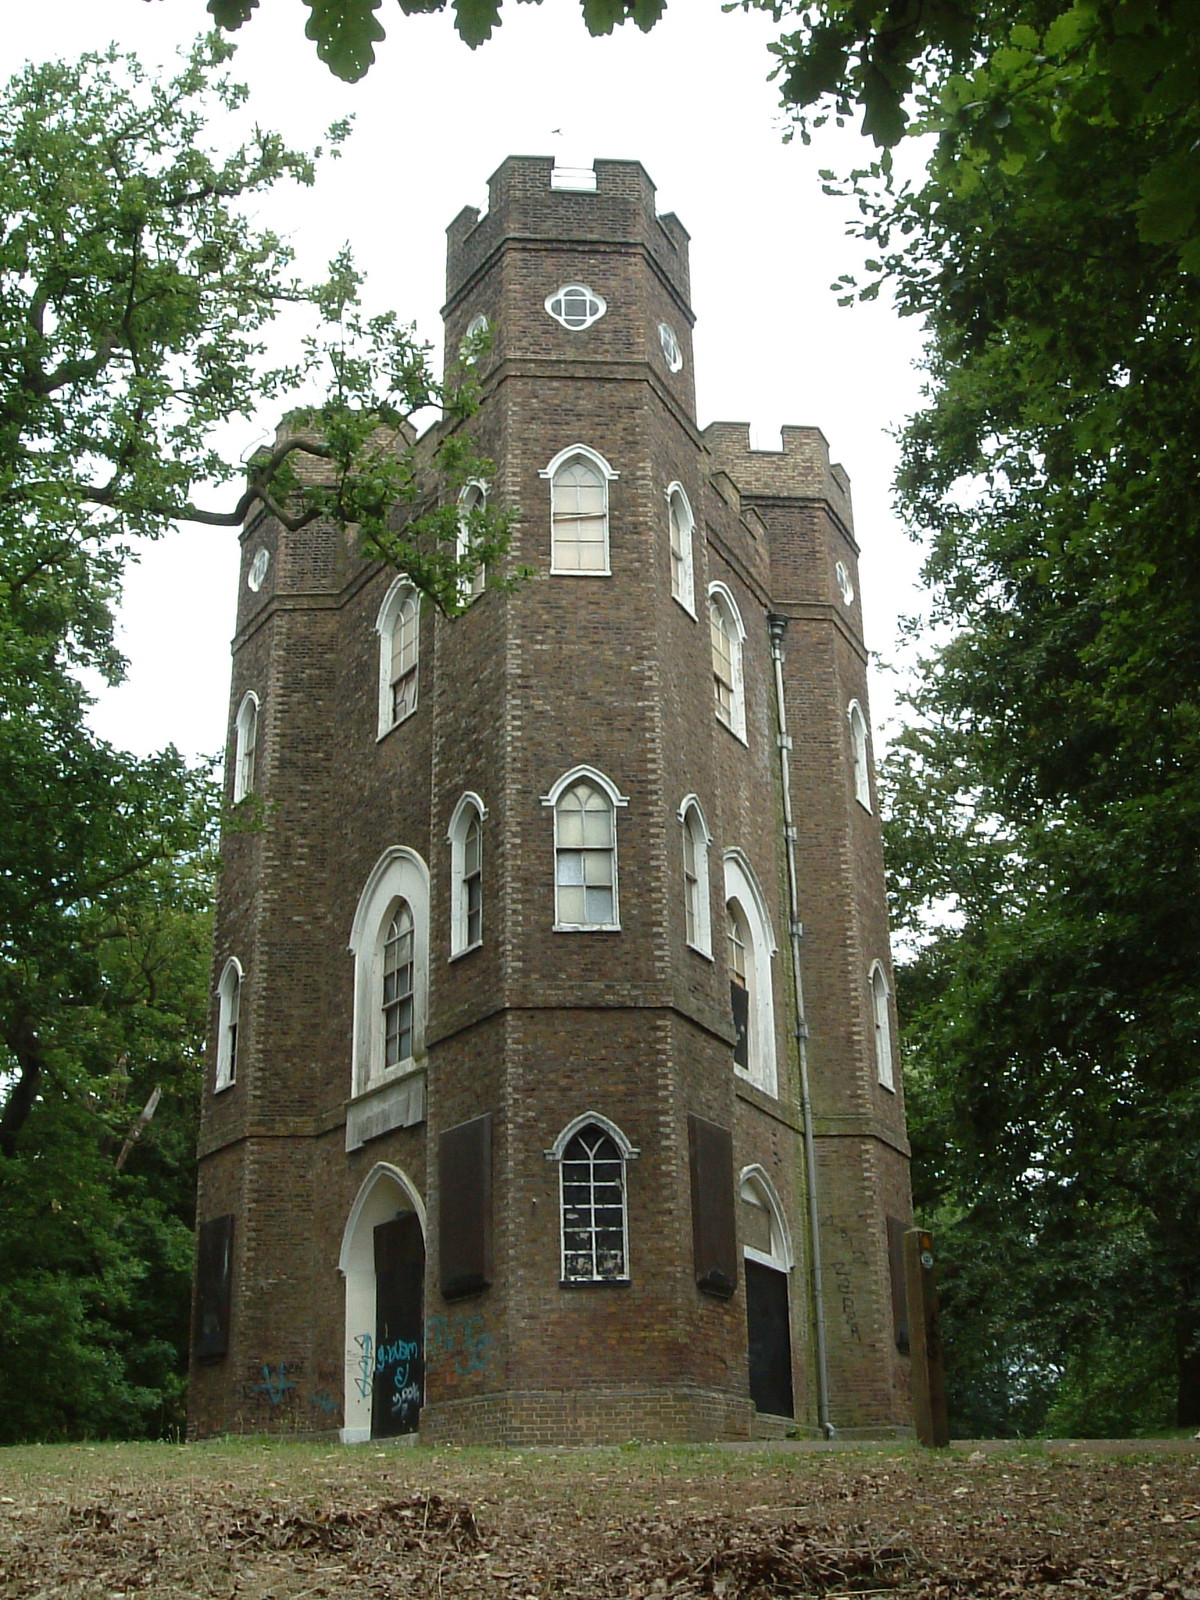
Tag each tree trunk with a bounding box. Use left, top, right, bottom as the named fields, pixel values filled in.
left=0, top=1019, right=44, bottom=1157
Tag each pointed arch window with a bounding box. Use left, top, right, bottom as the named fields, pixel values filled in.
left=376, top=580, right=420, bottom=737
left=447, top=792, right=487, bottom=957
left=542, top=765, right=628, bottom=931
left=679, top=795, right=712, bottom=956
left=382, top=904, right=415, bottom=1070
left=543, top=445, right=618, bottom=575
left=233, top=692, right=259, bottom=803
left=548, top=1115, right=638, bottom=1284
left=849, top=699, right=872, bottom=811
left=708, top=582, right=747, bottom=742
left=724, top=850, right=778, bottom=1097
left=215, top=957, right=242, bottom=1092
left=667, top=483, right=695, bottom=613
left=457, top=482, right=487, bottom=603
left=870, top=961, right=895, bottom=1090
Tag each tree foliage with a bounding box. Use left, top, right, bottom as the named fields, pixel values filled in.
left=0, top=37, right=512, bottom=1439
left=205, top=0, right=667, bottom=82
left=743, top=0, right=1200, bottom=1430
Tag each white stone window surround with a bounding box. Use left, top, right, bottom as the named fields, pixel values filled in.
left=456, top=480, right=488, bottom=603
left=376, top=578, right=421, bottom=739
left=338, top=1161, right=426, bottom=1443
left=739, top=1164, right=795, bottom=1272
left=848, top=698, right=873, bottom=811
left=870, top=960, right=896, bottom=1091
left=214, top=956, right=242, bottom=1092
left=541, top=764, right=629, bottom=932
left=666, top=482, right=696, bottom=616
left=232, top=691, right=259, bottom=803
left=659, top=321, right=683, bottom=373
left=835, top=559, right=855, bottom=606
left=349, top=847, right=430, bottom=1104
left=446, top=791, right=488, bottom=959
left=678, top=793, right=713, bottom=958
left=708, top=581, right=748, bottom=744
left=546, top=1112, right=639, bottom=1285
left=545, top=283, right=606, bottom=330
left=542, top=443, right=619, bottom=577
left=460, top=313, right=489, bottom=362
left=723, top=849, right=778, bottom=1098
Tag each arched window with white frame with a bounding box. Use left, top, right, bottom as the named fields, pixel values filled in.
left=447, top=792, right=487, bottom=957
left=723, top=850, right=778, bottom=1096
left=215, top=957, right=242, bottom=1092
left=679, top=794, right=712, bottom=957
left=708, top=582, right=747, bottom=742
left=457, top=481, right=487, bottom=603
left=666, top=483, right=695, bottom=613
left=376, top=579, right=421, bottom=737
left=542, top=445, right=618, bottom=575
left=849, top=699, right=872, bottom=811
left=349, top=848, right=430, bottom=1099
left=233, top=692, right=259, bottom=803
left=547, top=1113, right=638, bottom=1284
left=542, top=765, right=628, bottom=931
left=870, top=960, right=896, bottom=1090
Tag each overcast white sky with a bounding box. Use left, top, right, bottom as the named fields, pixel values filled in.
left=2, top=0, right=930, bottom=764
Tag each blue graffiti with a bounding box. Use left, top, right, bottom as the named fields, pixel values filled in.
left=310, top=1389, right=340, bottom=1415
left=353, top=1332, right=374, bottom=1401
left=250, top=1364, right=296, bottom=1405
left=425, top=1313, right=493, bottom=1375
left=376, top=1336, right=420, bottom=1372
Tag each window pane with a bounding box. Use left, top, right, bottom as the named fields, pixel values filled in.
left=584, top=886, right=614, bottom=923
left=557, top=884, right=586, bottom=923
left=582, top=850, right=612, bottom=886
left=557, top=851, right=585, bottom=886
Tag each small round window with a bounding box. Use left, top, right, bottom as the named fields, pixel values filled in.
left=545, top=284, right=606, bottom=331
left=835, top=560, right=854, bottom=606
left=460, top=313, right=489, bottom=362
left=659, top=322, right=683, bottom=372
left=248, top=547, right=270, bottom=592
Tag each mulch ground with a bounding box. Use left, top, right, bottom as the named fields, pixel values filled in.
left=1, top=1439, right=1197, bottom=1599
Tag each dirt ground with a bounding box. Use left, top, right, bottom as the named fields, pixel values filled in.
left=1, top=1438, right=1198, bottom=1599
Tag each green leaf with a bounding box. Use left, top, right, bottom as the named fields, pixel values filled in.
left=453, top=0, right=503, bottom=44
left=303, top=0, right=386, bottom=82
left=207, top=0, right=259, bottom=25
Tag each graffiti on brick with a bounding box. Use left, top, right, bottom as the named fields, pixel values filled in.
left=828, top=1226, right=866, bottom=1343
left=243, top=1360, right=301, bottom=1406
left=310, top=1389, right=340, bottom=1415
left=425, top=1311, right=494, bottom=1375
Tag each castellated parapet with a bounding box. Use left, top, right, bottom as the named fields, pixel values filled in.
left=190, top=156, right=912, bottom=1446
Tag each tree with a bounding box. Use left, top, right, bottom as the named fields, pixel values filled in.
left=737, top=0, right=1200, bottom=1429
left=0, top=37, right=513, bottom=1437
left=205, top=0, right=667, bottom=82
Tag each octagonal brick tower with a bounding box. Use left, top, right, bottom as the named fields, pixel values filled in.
left=189, top=156, right=913, bottom=1445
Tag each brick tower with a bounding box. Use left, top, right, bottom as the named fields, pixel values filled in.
left=189, top=156, right=913, bottom=1444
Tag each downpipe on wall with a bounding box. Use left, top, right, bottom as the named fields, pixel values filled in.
left=767, top=612, right=834, bottom=1439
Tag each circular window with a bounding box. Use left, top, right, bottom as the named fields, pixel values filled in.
left=460, top=313, right=489, bottom=361
left=545, top=284, right=606, bottom=331
left=248, top=547, right=270, bottom=592
left=659, top=322, right=683, bottom=372
left=835, top=560, right=854, bottom=606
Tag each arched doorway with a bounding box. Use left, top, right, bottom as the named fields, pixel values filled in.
left=339, top=1164, right=426, bottom=1443
left=740, top=1166, right=794, bottom=1418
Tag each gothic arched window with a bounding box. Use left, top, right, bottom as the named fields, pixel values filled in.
left=543, top=766, right=628, bottom=931
left=870, top=960, right=895, bottom=1090
left=679, top=795, right=712, bottom=956
left=849, top=699, right=872, bottom=811
left=667, top=483, right=695, bottom=613
left=233, top=691, right=259, bottom=803
left=723, top=851, right=778, bottom=1097
left=447, top=792, right=486, bottom=957
left=708, top=582, right=747, bottom=742
left=543, top=445, right=618, bottom=575
left=215, top=957, right=242, bottom=1092
left=548, top=1115, right=638, bottom=1283
left=376, top=579, right=420, bottom=736
left=457, top=481, right=487, bottom=603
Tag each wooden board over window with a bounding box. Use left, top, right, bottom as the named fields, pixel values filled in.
left=193, top=1214, right=234, bottom=1361
left=439, top=1113, right=494, bottom=1299
left=688, top=1114, right=737, bottom=1298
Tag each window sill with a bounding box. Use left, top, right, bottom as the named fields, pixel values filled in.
left=213, top=1078, right=235, bottom=1095
left=671, top=592, right=697, bottom=620
left=686, top=939, right=714, bottom=961
left=854, top=794, right=873, bottom=814
left=345, top=1066, right=426, bottom=1151
left=549, top=567, right=612, bottom=578
left=559, top=1277, right=631, bottom=1290
left=878, top=1078, right=897, bottom=1094
left=448, top=939, right=483, bottom=964
left=734, top=1063, right=779, bottom=1102
left=715, top=715, right=749, bottom=747
left=553, top=922, right=622, bottom=934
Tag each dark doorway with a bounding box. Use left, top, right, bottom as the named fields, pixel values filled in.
left=372, top=1212, right=424, bottom=1437
left=745, top=1258, right=794, bottom=1417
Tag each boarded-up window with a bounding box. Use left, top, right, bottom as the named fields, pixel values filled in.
left=688, top=1114, right=737, bottom=1298
left=193, top=1214, right=234, bottom=1361
left=887, top=1214, right=910, bottom=1355
left=439, top=1113, right=494, bottom=1299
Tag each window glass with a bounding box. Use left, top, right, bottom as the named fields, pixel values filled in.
left=659, top=322, right=683, bottom=372
left=382, top=903, right=415, bottom=1068
left=555, top=781, right=616, bottom=926
left=727, top=904, right=750, bottom=1069
left=390, top=593, right=420, bottom=724
left=546, top=284, right=606, bottom=330
left=552, top=459, right=608, bottom=571
left=711, top=600, right=735, bottom=726
left=457, top=483, right=487, bottom=601
left=561, top=1127, right=627, bottom=1281
left=464, top=813, right=483, bottom=947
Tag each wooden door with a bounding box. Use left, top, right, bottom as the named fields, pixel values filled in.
left=745, top=1258, right=794, bottom=1417
left=372, top=1212, right=424, bottom=1437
